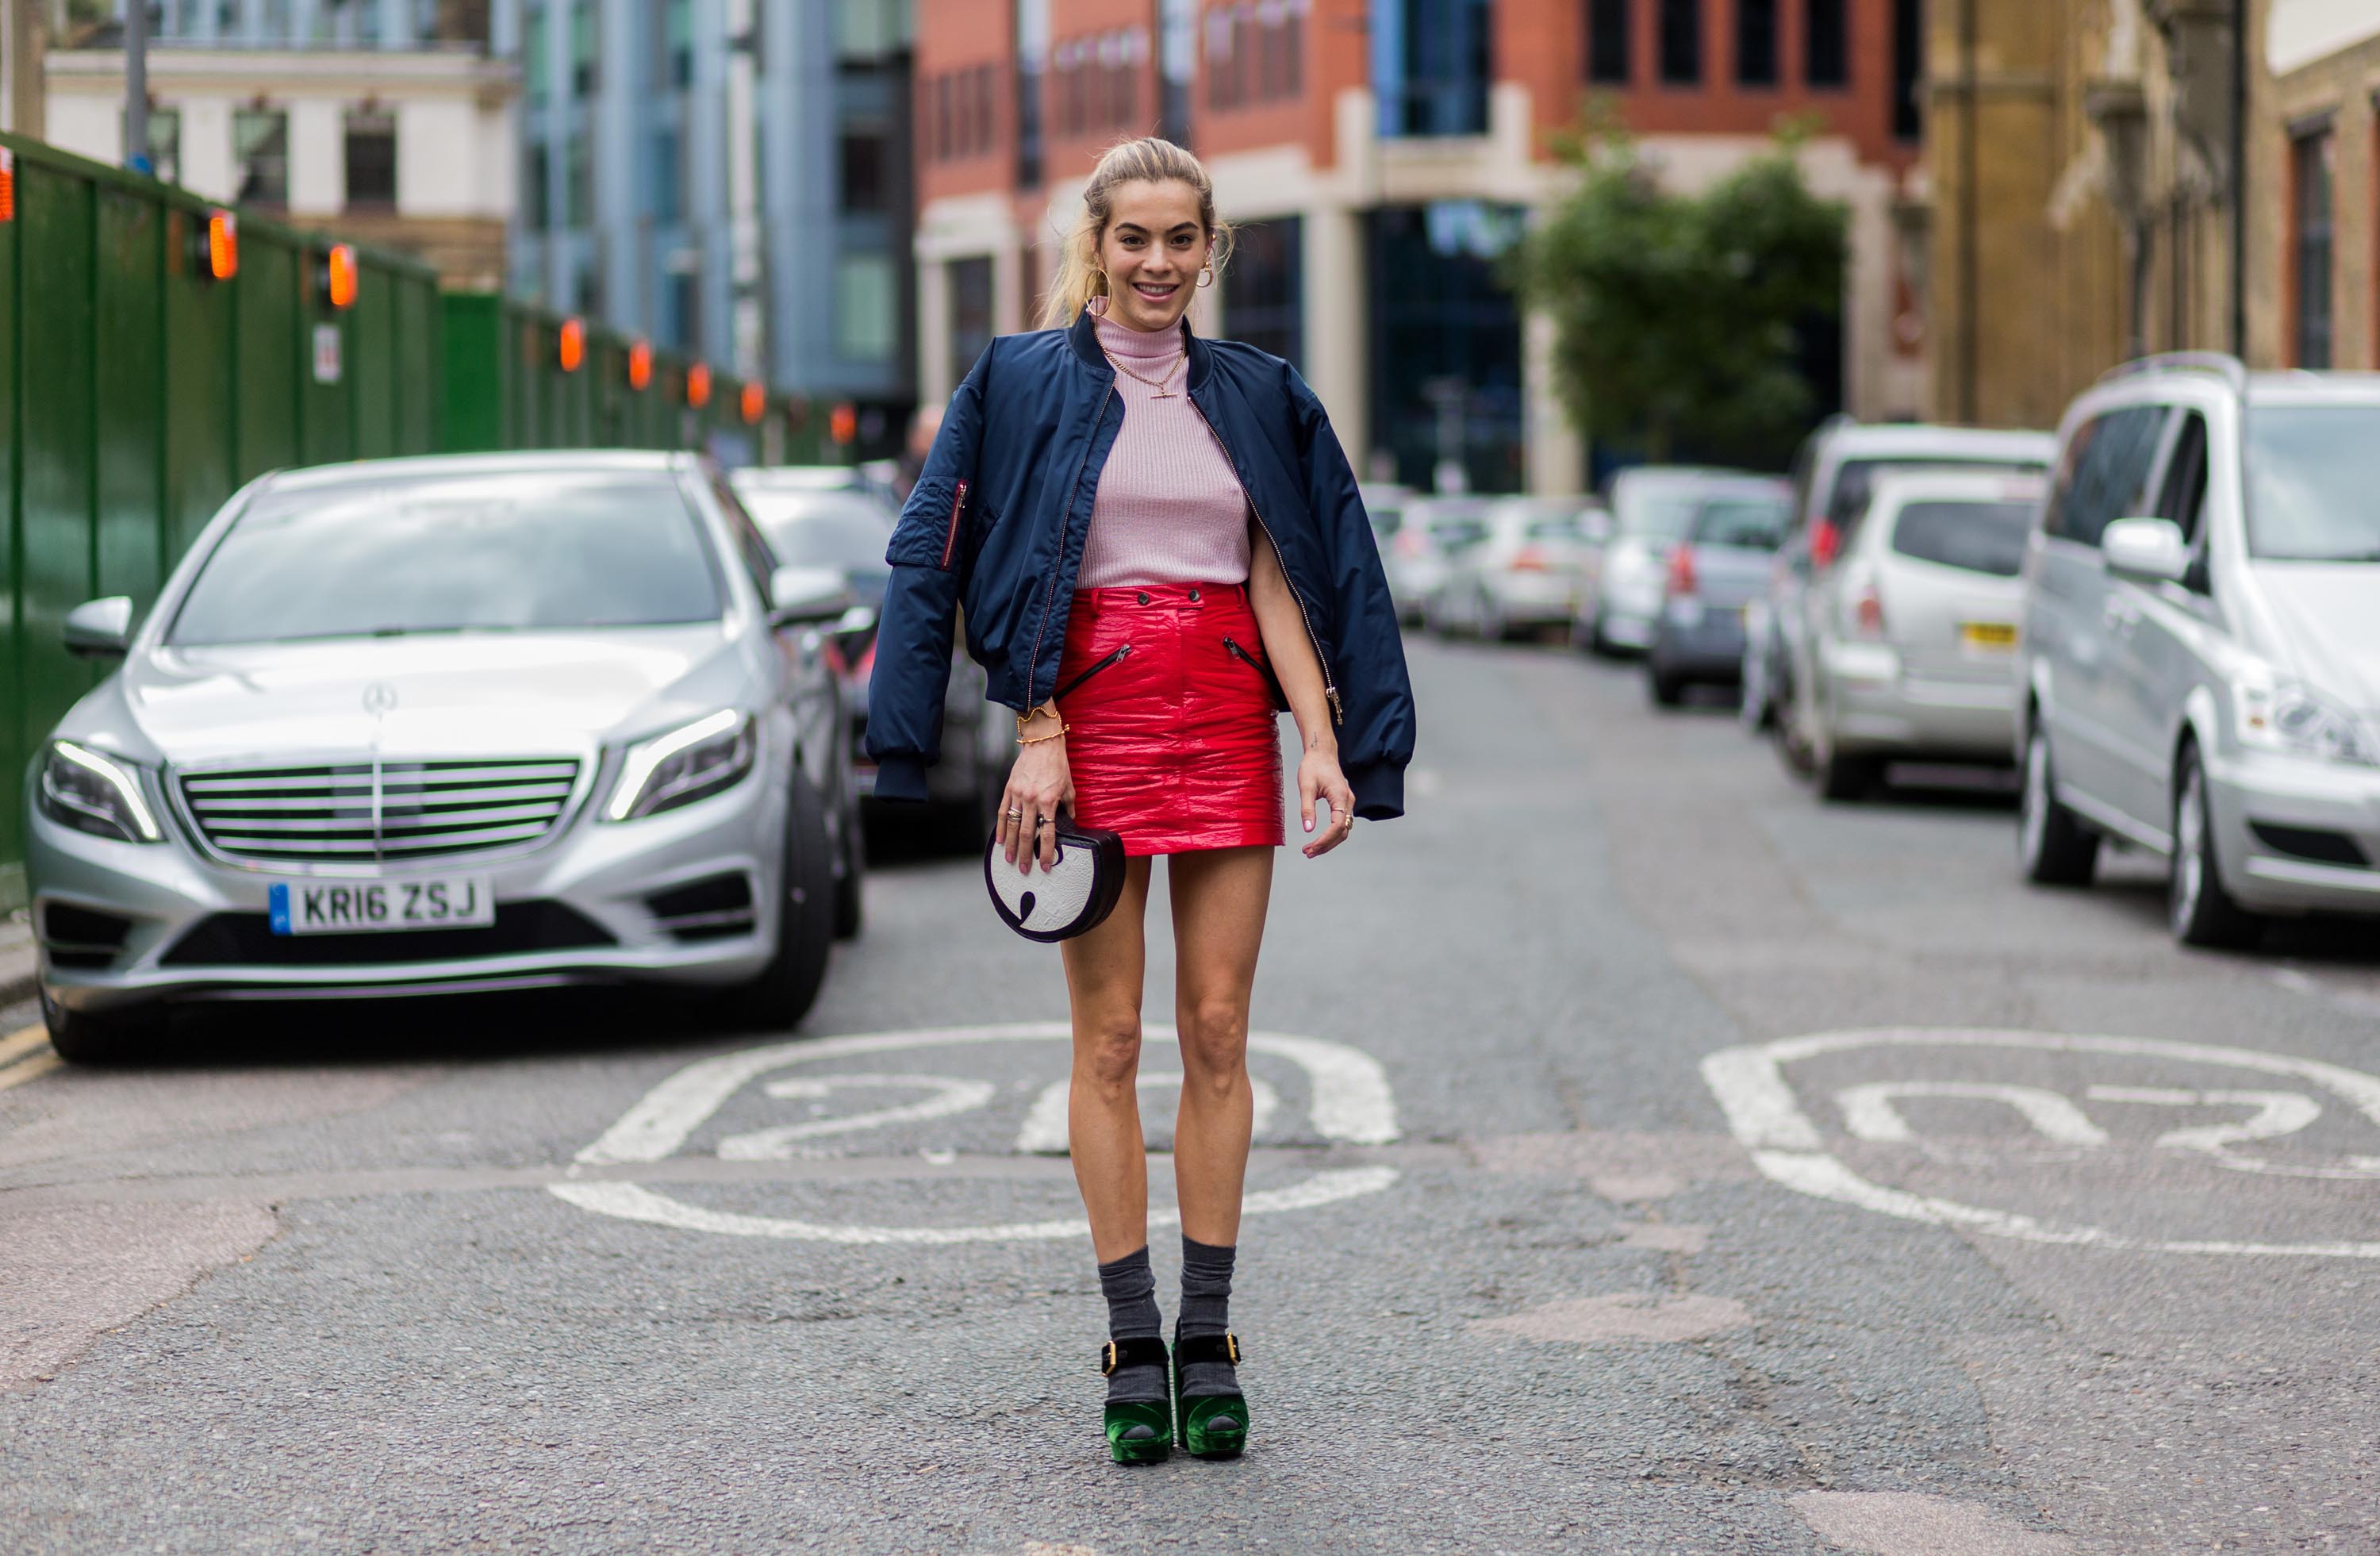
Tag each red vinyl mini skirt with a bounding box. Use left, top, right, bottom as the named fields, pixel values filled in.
left=1057, top=582, right=1286, bottom=856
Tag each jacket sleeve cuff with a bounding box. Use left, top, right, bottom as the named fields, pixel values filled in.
left=871, top=755, right=932, bottom=804
left=1346, top=759, right=1405, bottom=821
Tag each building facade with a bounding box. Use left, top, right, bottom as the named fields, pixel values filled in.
left=40, top=1, right=516, bottom=288
left=2259, top=0, right=2380, bottom=372
left=505, top=0, right=917, bottom=448
left=914, top=0, right=1928, bottom=494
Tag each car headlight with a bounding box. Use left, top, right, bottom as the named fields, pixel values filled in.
left=38, top=740, right=163, bottom=843
left=604, top=710, right=758, bottom=821
left=2234, top=670, right=2377, bottom=766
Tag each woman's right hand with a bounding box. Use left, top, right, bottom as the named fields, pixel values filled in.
left=1000, top=732, right=1074, bottom=874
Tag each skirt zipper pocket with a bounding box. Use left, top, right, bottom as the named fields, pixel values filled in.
left=939, top=480, right=969, bottom=570
left=1056, top=642, right=1132, bottom=701
left=1223, top=637, right=1292, bottom=713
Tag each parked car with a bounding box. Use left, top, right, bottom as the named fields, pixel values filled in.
left=1790, top=471, right=2045, bottom=795
left=2018, top=355, right=2380, bottom=947
left=1383, top=497, right=1490, bottom=624
left=1422, top=498, right=1595, bottom=640
left=25, top=451, right=862, bottom=1061
left=1645, top=480, right=1793, bottom=706
left=1749, top=421, right=2057, bottom=755
left=1579, top=467, right=1754, bottom=655
left=731, top=467, right=1009, bottom=848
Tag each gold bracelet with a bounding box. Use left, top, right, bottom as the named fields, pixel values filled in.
left=1017, top=723, right=1069, bottom=746
left=1016, top=708, right=1061, bottom=736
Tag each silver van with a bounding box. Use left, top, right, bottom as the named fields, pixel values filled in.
left=2018, top=355, right=2380, bottom=947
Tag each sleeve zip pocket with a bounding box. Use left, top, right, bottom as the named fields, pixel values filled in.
left=939, top=480, right=969, bottom=570
left=1223, top=637, right=1292, bottom=713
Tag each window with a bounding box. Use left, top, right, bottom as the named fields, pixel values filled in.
left=667, top=272, right=699, bottom=352
left=571, top=1, right=598, bottom=97
left=1376, top=0, right=1491, bottom=136
left=840, top=124, right=887, bottom=211
left=1367, top=202, right=1527, bottom=492
left=1160, top=0, right=1196, bottom=143
left=666, top=0, right=693, bottom=90
left=344, top=111, right=397, bottom=209
left=975, top=63, right=996, bottom=151
left=127, top=105, right=181, bottom=183
left=1207, top=4, right=1303, bottom=113
left=1226, top=217, right=1303, bottom=368
left=232, top=108, right=288, bottom=206
left=523, top=6, right=547, bottom=107
left=1015, top=0, right=1047, bottom=186
left=1806, top=0, right=1847, bottom=86
left=836, top=255, right=898, bottom=363
left=2154, top=412, right=2209, bottom=547
left=948, top=255, right=995, bottom=393
left=1736, top=0, right=1778, bottom=85
left=2291, top=128, right=2336, bottom=370
left=1889, top=501, right=2035, bottom=577
left=1659, top=0, right=1700, bottom=84
left=524, top=141, right=550, bottom=230
left=933, top=74, right=954, bottom=159
left=647, top=125, right=681, bottom=223
left=565, top=133, right=593, bottom=228
left=2043, top=405, right=2169, bottom=548
left=1587, top=0, right=1630, bottom=84
left=1891, top=0, right=1922, bottom=140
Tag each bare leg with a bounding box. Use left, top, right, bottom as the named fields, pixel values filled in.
left=1166, top=846, right=1274, bottom=1246
left=1059, top=855, right=1157, bottom=1263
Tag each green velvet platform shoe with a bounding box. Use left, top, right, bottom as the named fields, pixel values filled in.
left=1171, top=1332, right=1249, bottom=1459
left=1100, top=1338, right=1175, bottom=1465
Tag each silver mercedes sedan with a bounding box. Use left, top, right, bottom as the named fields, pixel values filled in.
left=25, top=451, right=863, bottom=1061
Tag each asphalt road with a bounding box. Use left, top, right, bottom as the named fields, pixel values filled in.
left=3, top=635, right=2377, bottom=1555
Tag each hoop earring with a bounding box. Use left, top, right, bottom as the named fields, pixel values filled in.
left=1197, top=267, right=1215, bottom=290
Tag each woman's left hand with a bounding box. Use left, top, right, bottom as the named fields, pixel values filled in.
left=1296, top=746, right=1357, bottom=859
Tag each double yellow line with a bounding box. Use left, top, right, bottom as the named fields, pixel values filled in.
left=0, top=1025, right=59, bottom=1093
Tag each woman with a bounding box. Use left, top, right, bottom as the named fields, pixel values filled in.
left=866, top=138, right=1415, bottom=1464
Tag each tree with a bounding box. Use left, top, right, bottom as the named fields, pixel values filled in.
left=1513, top=122, right=1849, bottom=468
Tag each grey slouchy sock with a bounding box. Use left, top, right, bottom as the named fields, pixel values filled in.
left=1098, top=1247, right=1168, bottom=1406
left=1175, top=1235, right=1239, bottom=1399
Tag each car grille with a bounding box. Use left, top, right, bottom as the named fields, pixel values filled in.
left=178, top=759, right=582, bottom=866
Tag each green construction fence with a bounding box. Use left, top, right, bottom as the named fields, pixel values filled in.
left=0, top=130, right=835, bottom=910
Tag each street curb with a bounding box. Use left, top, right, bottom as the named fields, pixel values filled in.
left=0, top=915, right=36, bottom=1011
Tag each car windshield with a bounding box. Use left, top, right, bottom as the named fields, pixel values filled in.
left=1829, top=455, right=2044, bottom=525
left=1694, top=497, right=1789, bottom=549
left=169, top=471, right=723, bottom=645
left=2244, top=405, right=2380, bottom=560
left=739, top=491, right=895, bottom=576
left=1614, top=485, right=1706, bottom=541
left=1890, top=500, right=2035, bottom=577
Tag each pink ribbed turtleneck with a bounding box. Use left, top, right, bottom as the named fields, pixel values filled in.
left=1076, top=302, right=1253, bottom=590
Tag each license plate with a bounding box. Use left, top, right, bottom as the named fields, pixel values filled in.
left=267, top=875, right=496, bottom=936
left=1960, top=621, right=2018, bottom=650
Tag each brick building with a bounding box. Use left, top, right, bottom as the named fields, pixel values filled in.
left=915, top=0, right=1929, bottom=495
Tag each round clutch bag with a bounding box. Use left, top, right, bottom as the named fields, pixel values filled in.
left=984, top=809, right=1127, bottom=943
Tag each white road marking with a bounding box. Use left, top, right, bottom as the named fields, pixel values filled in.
left=0, top=1026, right=52, bottom=1067
left=1012, top=1073, right=1281, bottom=1156
left=554, top=1023, right=1399, bottom=1244
left=1791, top=1490, right=2075, bottom=1554
left=717, top=1074, right=999, bottom=1158
left=0, top=1051, right=60, bottom=1095
left=1702, top=1028, right=2380, bottom=1258
left=1837, top=1082, right=2109, bottom=1147
left=1471, top=1293, right=1751, bottom=1346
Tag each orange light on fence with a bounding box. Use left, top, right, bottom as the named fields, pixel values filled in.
left=829, top=401, right=858, bottom=446
left=685, top=362, right=712, bottom=409
left=205, top=209, right=238, bottom=280
left=0, top=149, right=15, bottom=223
left=740, top=382, right=766, bottom=425
left=558, top=317, right=586, bottom=373
left=321, top=244, right=359, bottom=309
left=627, top=339, right=653, bottom=390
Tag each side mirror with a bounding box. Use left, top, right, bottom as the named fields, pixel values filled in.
left=830, top=603, right=880, bottom=637
left=63, top=596, right=134, bottom=659
left=769, top=565, right=854, bottom=627
left=2102, top=517, right=2189, bottom=583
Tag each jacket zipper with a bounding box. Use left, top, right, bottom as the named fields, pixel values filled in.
left=1222, top=636, right=1291, bottom=713
left=1026, top=383, right=1116, bottom=707
left=939, top=480, right=969, bottom=571
left=1055, top=642, right=1132, bottom=701
left=1185, top=396, right=1342, bottom=725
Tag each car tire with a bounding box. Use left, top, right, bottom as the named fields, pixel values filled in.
left=832, top=790, right=866, bottom=940
left=1648, top=664, right=1687, bottom=708
left=719, top=767, right=836, bottom=1032
left=1480, top=594, right=1507, bottom=644
left=1814, top=744, right=1883, bottom=802
left=41, top=989, right=164, bottom=1066
left=2169, top=743, right=2260, bottom=949
left=2017, top=711, right=2100, bottom=886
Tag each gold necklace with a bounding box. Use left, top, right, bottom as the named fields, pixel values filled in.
left=1100, top=344, right=1185, bottom=400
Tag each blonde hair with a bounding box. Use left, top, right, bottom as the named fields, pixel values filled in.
left=1038, top=138, right=1235, bottom=331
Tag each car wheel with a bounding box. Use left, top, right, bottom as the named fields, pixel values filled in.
left=1648, top=664, right=1687, bottom=708
left=1480, top=593, right=1508, bottom=644
left=832, top=790, right=866, bottom=940
left=1769, top=675, right=1814, bottom=778
left=41, top=989, right=164, bottom=1066
left=1814, top=744, right=1882, bottom=802
left=2169, top=744, right=2260, bottom=949
left=719, top=766, right=837, bottom=1032
left=2017, top=711, right=2100, bottom=886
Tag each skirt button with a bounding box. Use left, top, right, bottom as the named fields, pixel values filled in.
left=1188, top=588, right=1201, bottom=603
left=1137, top=591, right=1151, bottom=606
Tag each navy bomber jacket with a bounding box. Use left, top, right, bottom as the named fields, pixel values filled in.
left=865, top=308, right=1417, bottom=820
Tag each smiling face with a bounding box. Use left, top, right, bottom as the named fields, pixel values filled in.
left=1096, top=179, right=1212, bottom=334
